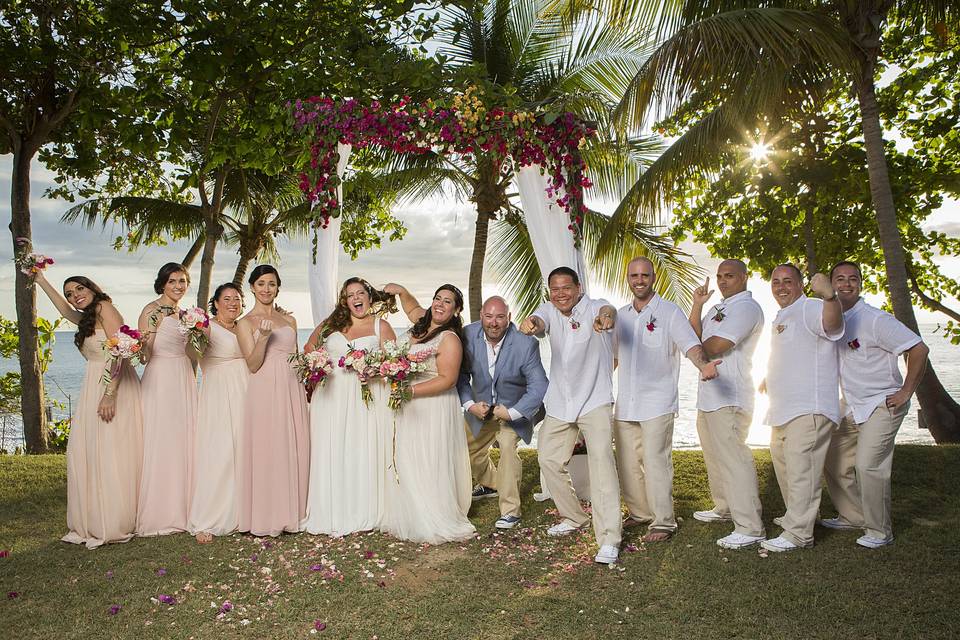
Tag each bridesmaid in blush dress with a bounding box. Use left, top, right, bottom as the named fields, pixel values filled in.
left=35, top=271, right=143, bottom=549
left=136, top=262, right=199, bottom=536
left=189, top=283, right=249, bottom=543
left=236, top=265, right=310, bottom=537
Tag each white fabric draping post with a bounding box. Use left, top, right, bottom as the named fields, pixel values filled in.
left=309, top=143, right=352, bottom=326
left=515, top=163, right=591, bottom=503
left=514, top=164, right=589, bottom=293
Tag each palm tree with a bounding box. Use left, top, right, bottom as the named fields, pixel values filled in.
left=609, top=1, right=960, bottom=441
left=376, top=0, right=702, bottom=319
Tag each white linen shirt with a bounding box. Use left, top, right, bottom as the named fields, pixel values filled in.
left=838, top=298, right=921, bottom=424
left=697, top=291, right=764, bottom=413
left=615, top=294, right=700, bottom=422
left=461, top=337, right=523, bottom=421
left=765, top=295, right=844, bottom=427
left=533, top=295, right=614, bottom=422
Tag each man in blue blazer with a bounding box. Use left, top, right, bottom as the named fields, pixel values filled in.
left=457, top=296, right=548, bottom=529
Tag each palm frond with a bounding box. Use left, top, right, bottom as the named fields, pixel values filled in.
left=488, top=216, right=550, bottom=319
left=61, top=197, right=203, bottom=247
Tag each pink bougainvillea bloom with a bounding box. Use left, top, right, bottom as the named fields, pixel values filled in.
left=0, top=550, right=9, bottom=558
left=310, top=564, right=323, bottom=571
left=220, top=601, right=233, bottom=613
left=158, top=594, right=176, bottom=605
left=8, top=591, right=20, bottom=599
left=314, top=620, right=327, bottom=631
left=156, top=568, right=167, bottom=576
left=108, top=605, right=121, bottom=615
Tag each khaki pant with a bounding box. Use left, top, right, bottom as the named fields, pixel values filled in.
left=465, top=419, right=523, bottom=518
left=770, top=414, right=836, bottom=547
left=696, top=407, right=764, bottom=537
left=824, top=405, right=907, bottom=540
left=538, top=405, right=621, bottom=547
left=615, top=414, right=676, bottom=532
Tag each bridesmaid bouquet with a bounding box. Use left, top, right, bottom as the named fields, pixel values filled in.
left=177, top=306, right=210, bottom=354
left=289, top=347, right=335, bottom=396
left=379, top=340, right=436, bottom=411
left=338, top=345, right=383, bottom=407
left=100, top=325, right=145, bottom=385
left=13, top=238, right=54, bottom=279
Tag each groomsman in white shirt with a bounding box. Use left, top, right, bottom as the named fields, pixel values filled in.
left=821, top=261, right=928, bottom=548
left=519, top=266, right=622, bottom=564
left=688, top=259, right=767, bottom=549
left=761, top=264, right=844, bottom=552
left=614, top=257, right=720, bottom=542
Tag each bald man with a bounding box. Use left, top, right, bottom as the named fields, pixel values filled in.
left=688, top=259, right=766, bottom=549
left=457, top=296, right=548, bottom=529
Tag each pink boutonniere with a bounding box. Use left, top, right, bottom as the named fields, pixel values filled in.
left=646, top=316, right=657, bottom=332
left=569, top=317, right=581, bottom=330
left=848, top=338, right=860, bottom=350
left=775, top=324, right=787, bottom=334
left=712, top=307, right=726, bottom=322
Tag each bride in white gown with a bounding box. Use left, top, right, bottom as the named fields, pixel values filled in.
left=378, top=283, right=475, bottom=544
left=302, top=278, right=396, bottom=536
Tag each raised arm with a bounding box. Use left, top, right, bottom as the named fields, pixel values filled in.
left=688, top=277, right=714, bottom=340
left=810, top=273, right=843, bottom=335
left=237, top=317, right=273, bottom=373
left=383, top=283, right=426, bottom=325
left=34, top=271, right=82, bottom=325
left=411, top=333, right=463, bottom=398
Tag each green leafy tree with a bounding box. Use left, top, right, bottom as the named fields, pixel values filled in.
left=610, top=1, right=960, bottom=442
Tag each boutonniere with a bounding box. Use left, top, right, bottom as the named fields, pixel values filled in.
left=712, top=307, right=726, bottom=322
left=569, top=317, right=581, bottom=330
left=646, top=316, right=657, bottom=332
left=775, top=324, right=786, bottom=334
left=847, top=338, right=860, bottom=350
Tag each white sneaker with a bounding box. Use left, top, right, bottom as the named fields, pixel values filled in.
left=760, top=535, right=800, bottom=553
left=594, top=544, right=619, bottom=564
left=694, top=510, right=732, bottom=523
left=818, top=517, right=860, bottom=531
left=856, top=534, right=894, bottom=549
left=717, top=532, right=765, bottom=550
left=546, top=521, right=580, bottom=537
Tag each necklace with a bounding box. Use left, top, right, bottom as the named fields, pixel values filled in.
left=215, top=316, right=237, bottom=330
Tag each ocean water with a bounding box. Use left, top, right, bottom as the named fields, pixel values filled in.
left=1, top=325, right=956, bottom=451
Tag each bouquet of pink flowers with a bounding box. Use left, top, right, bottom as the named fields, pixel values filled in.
left=379, top=339, right=436, bottom=411
left=13, top=237, right=54, bottom=278
left=338, top=344, right=383, bottom=406
left=177, top=306, right=210, bottom=354
left=100, top=325, right=145, bottom=385
left=289, top=347, right=335, bottom=396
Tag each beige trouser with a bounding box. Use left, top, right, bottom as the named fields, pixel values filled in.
left=465, top=419, right=523, bottom=517
left=538, top=405, right=622, bottom=548
left=615, top=414, right=676, bottom=532
left=696, top=407, right=764, bottom=537
left=770, top=414, right=836, bottom=547
left=824, top=405, right=907, bottom=540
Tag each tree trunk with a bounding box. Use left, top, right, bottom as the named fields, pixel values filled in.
left=181, top=233, right=205, bottom=269
left=232, top=252, right=254, bottom=287
left=856, top=55, right=960, bottom=443
left=9, top=147, right=48, bottom=453
left=803, top=206, right=817, bottom=277
left=195, top=209, right=222, bottom=309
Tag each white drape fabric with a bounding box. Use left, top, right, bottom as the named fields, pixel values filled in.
left=514, top=164, right=589, bottom=293
left=309, top=143, right=352, bottom=326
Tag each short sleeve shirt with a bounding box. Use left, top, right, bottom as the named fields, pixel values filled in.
left=697, top=291, right=764, bottom=413
left=532, top=295, right=614, bottom=422
left=765, top=295, right=844, bottom=426
left=615, top=294, right=700, bottom=422
left=839, top=299, right=922, bottom=424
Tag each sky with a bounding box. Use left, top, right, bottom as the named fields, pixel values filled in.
left=1, top=156, right=958, bottom=332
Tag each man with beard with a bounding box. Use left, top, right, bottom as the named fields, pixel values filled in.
left=614, top=257, right=720, bottom=543
left=821, top=261, right=928, bottom=549
left=457, top=296, right=548, bottom=530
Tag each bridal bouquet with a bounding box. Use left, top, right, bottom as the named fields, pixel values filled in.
left=289, top=347, right=335, bottom=395
left=177, top=307, right=210, bottom=354
left=379, top=339, right=436, bottom=411
left=13, top=238, right=54, bottom=279
left=100, top=325, right=145, bottom=385
left=338, top=345, right=383, bottom=406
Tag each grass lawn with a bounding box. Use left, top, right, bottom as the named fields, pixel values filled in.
left=1, top=446, right=958, bottom=639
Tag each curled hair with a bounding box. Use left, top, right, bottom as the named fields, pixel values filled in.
left=317, top=277, right=394, bottom=341
left=248, top=264, right=281, bottom=288
left=209, top=282, right=244, bottom=316
left=63, top=276, right=112, bottom=349
left=153, top=262, right=190, bottom=295
left=410, top=284, right=465, bottom=345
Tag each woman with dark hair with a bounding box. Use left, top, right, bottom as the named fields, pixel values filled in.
left=376, top=283, right=475, bottom=544
left=188, top=283, right=248, bottom=543
left=34, top=270, right=143, bottom=549
left=136, top=262, right=199, bottom=536
left=236, top=265, right=310, bottom=536
left=302, top=277, right=397, bottom=536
